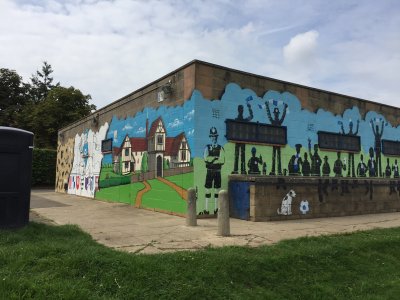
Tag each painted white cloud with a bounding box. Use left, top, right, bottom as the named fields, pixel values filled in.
left=136, top=126, right=146, bottom=134
left=168, top=118, right=183, bottom=128
left=187, top=129, right=194, bottom=136
left=122, top=123, right=133, bottom=131
left=184, top=109, right=195, bottom=121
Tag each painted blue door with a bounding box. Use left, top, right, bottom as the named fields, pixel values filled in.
left=229, top=181, right=250, bottom=220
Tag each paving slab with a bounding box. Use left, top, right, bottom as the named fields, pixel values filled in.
left=30, top=190, right=400, bottom=254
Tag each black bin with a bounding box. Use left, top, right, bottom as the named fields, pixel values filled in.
left=0, top=127, right=34, bottom=229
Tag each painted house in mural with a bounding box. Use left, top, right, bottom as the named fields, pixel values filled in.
left=56, top=60, right=400, bottom=221
left=112, top=117, right=191, bottom=177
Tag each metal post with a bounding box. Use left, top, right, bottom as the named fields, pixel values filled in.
left=217, top=190, right=230, bottom=236
left=186, top=188, right=197, bottom=226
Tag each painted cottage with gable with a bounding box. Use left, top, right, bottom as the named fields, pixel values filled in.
left=113, top=117, right=190, bottom=177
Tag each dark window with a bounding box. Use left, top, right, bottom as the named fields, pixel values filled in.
left=125, top=161, right=129, bottom=169
left=181, top=150, right=186, bottom=161
left=382, top=140, right=400, bottom=156
left=225, top=119, right=287, bottom=145
left=101, top=139, right=112, bottom=153
left=318, top=131, right=360, bottom=152
left=157, top=135, right=163, bottom=145
left=125, top=148, right=129, bottom=156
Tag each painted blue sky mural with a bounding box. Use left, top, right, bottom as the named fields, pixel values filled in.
left=101, top=82, right=400, bottom=163
left=193, top=83, right=399, bottom=157
left=102, top=98, right=195, bottom=165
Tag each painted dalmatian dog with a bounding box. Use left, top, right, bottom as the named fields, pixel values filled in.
left=277, top=189, right=296, bottom=215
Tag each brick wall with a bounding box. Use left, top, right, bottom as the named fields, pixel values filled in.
left=231, top=176, right=400, bottom=221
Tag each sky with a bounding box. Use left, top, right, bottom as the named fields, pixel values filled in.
left=1, top=0, right=399, bottom=109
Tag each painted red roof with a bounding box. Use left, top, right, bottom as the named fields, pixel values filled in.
left=130, top=137, right=147, bottom=152
left=165, top=133, right=185, bottom=156
left=148, top=117, right=164, bottom=137
left=113, top=147, right=120, bottom=157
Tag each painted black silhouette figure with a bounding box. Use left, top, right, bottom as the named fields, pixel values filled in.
left=367, top=147, right=377, bottom=177
left=393, top=159, right=399, bottom=178
left=308, top=138, right=322, bottom=176
left=288, top=144, right=303, bottom=175
left=322, top=155, right=331, bottom=176
left=385, top=158, right=392, bottom=178
left=302, top=152, right=311, bottom=176
left=247, top=147, right=263, bottom=175
left=288, top=155, right=296, bottom=176
left=333, top=152, right=346, bottom=177
left=262, top=162, right=267, bottom=175
left=232, top=102, right=253, bottom=174
left=357, top=154, right=368, bottom=177
left=370, top=119, right=385, bottom=177
left=339, top=119, right=359, bottom=177
left=265, top=101, right=288, bottom=175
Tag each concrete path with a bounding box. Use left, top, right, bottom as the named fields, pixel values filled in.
left=30, top=189, right=400, bottom=255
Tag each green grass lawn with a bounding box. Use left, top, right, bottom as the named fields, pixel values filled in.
left=141, top=179, right=186, bottom=214
left=1, top=223, right=400, bottom=299
left=95, top=182, right=145, bottom=205
left=164, top=172, right=194, bottom=190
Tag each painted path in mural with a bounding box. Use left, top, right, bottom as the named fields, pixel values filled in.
left=156, top=177, right=188, bottom=201
left=134, top=181, right=151, bottom=208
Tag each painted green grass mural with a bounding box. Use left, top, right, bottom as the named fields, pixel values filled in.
left=165, top=173, right=194, bottom=190
left=95, top=182, right=145, bottom=205
left=141, top=178, right=187, bottom=214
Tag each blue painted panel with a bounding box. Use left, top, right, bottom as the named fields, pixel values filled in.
left=229, top=181, right=250, bottom=220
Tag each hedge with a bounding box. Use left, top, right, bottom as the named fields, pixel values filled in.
left=99, top=176, right=131, bottom=188
left=31, top=148, right=57, bottom=187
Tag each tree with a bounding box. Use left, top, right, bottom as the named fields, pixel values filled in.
left=0, top=68, right=30, bottom=127
left=141, top=152, right=149, bottom=173
left=30, top=61, right=59, bottom=102
left=30, top=86, right=96, bottom=148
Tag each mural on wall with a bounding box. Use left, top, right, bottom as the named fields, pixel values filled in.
left=192, top=82, right=400, bottom=215
left=299, top=200, right=310, bottom=215
left=277, top=189, right=296, bottom=215
left=201, top=127, right=225, bottom=215
left=94, top=98, right=195, bottom=215
left=68, top=123, right=109, bottom=197
left=56, top=137, right=74, bottom=192
left=62, top=81, right=400, bottom=217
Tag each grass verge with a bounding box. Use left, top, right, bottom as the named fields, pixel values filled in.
left=1, top=223, right=400, bottom=299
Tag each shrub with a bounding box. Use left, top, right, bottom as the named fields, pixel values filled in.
left=31, top=148, right=56, bottom=187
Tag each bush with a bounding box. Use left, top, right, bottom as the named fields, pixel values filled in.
left=31, top=148, right=56, bottom=187
left=99, top=176, right=131, bottom=188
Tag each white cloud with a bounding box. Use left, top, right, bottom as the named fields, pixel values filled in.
left=122, top=123, right=132, bottom=131
left=283, top=30, right=319, bottom=66
left=0, top=0, right=399, bottom=109
left=184, top=109, right=195, bottom=121
left=168, top=118, right=183, bottom=128
left=136, top=127, right=146, bottom=134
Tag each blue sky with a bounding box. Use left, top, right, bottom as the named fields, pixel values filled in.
left=1, top=0, right=399, bottom=109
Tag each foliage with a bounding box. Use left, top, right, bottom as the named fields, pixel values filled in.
left=0, top=62, right=96, bottom=149
left=99, top=176, right=131, bottom=188
left=1, top=224, right=400, bottom=299
left=163, top=158, right=170, bottom=170
left=31, top=148, right=56, bottom=187
left=29, top=61, right=59, bottom=103
left=0, top=68, right=30, bottom=127
left=30, top=86, right=96, bottom=148
left=141, top=152, right=148, bottom=172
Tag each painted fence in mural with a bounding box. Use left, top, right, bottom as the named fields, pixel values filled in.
left=64, top=82, right=400, bottom=216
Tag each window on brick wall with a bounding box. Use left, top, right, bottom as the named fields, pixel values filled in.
left=225, top=119, right=287, bottom=145
left=318, top=131, right=360, bottom=152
